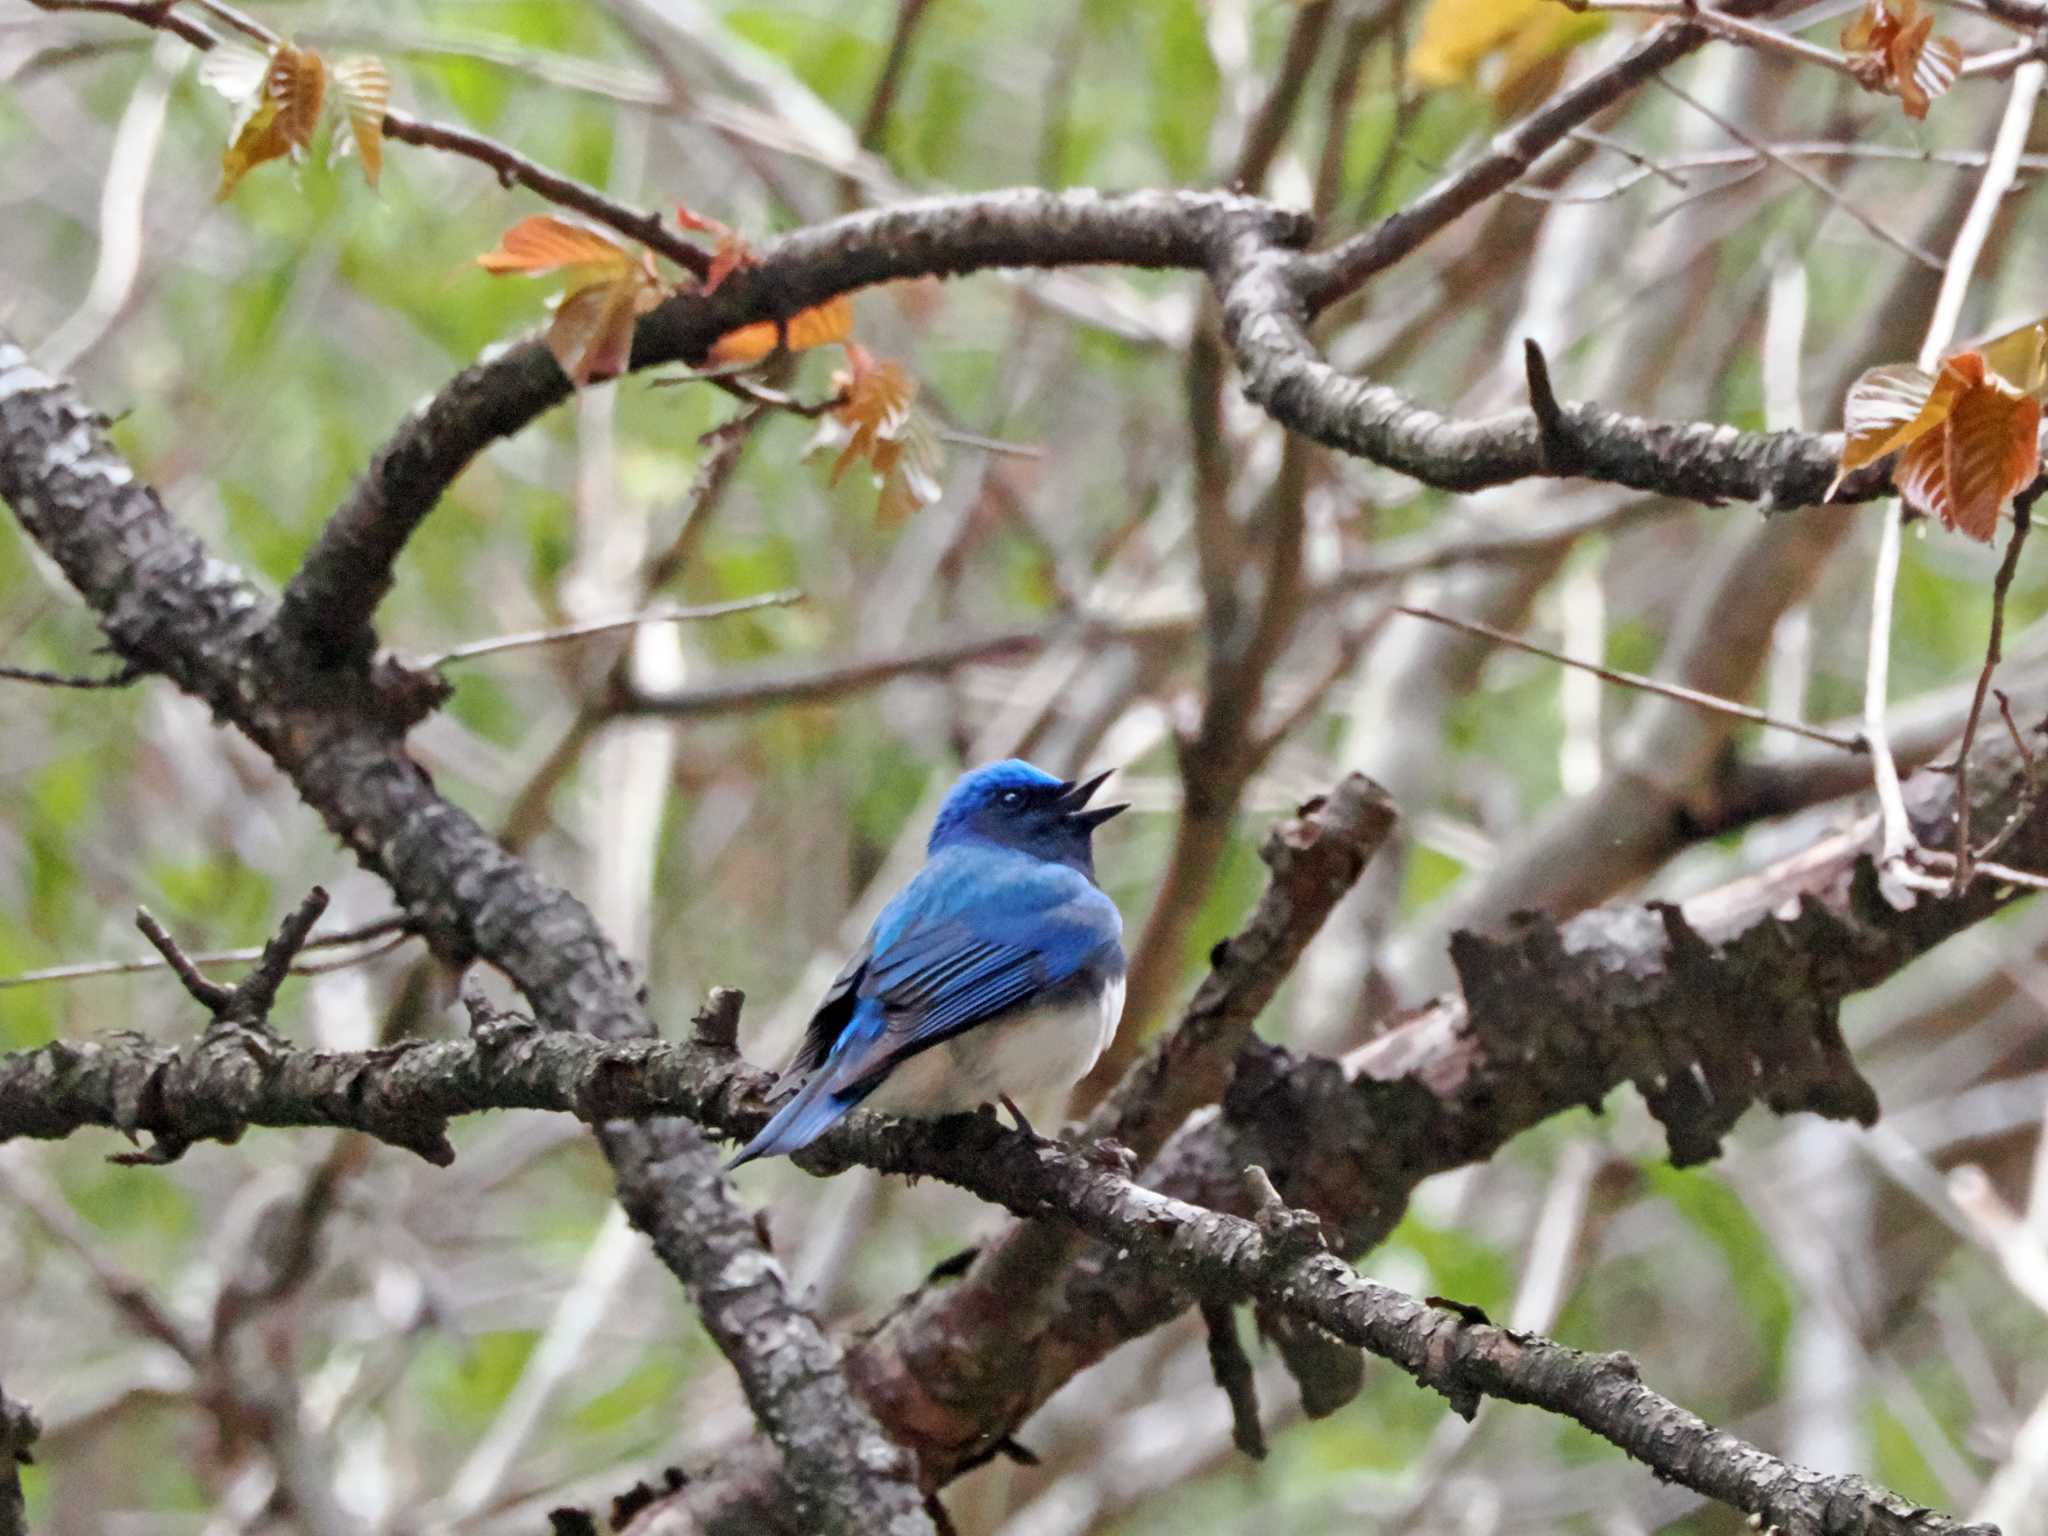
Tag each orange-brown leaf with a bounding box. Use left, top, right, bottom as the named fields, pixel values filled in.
left=1892, top=354, right=2040, bottom=541
left=1978, top=317, right=2048, bottom=395
left=676, top=205, right=754, bottom=294
left=215, top=42, right=326, bottom=199
left=822, top=345, right=943, bottom=522
left=1843, top=0, right=1959, bottom=119
left=478, top=216, right=634, bottom=280
left=875, top=417, right=945, bottom=526
left=829, top=345, right=917, bottom=482
left=546, top=273, right=661, bottom=387
left=705, top=234, right=751, bottom=295
left=1832, top=363, right=1954, bottom=493
left=707, top=292, right=854, bottom=366
left=217, top=96, right=292, bottom=200
left=270, top=43, right=326, bottom=150
left=331, top=55, right=389, bottom=189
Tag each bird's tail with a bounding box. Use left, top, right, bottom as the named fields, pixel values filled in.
left=725, top=1073, right=858, bottom=1169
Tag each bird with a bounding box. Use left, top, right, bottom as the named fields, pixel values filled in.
left=728, top=759, right=1127, bottom=1168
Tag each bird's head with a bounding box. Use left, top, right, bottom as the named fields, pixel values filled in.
left=928, top=759, right=1127, bottom=873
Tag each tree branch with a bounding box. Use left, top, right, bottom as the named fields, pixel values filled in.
left=7, top=701, right=2043, bottom=1534
left=1291, top=10, right=1734, bottom=309
left=1087, top=773, right=1398, bottom=1162
left=0, top=1378, right=36, bottom=1536
left=0, top=336, right=933, bottom=1536
left=0, top=961, right=1993, bottom=1535
left=273, top=187, right=1310, bottom=663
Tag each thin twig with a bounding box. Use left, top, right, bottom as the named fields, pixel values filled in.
left=1961, top=38, right=2048, bottom=80
left=1870, top=60, right=2047, bottom=875
left=1525, top=139, right=2048, bottom=205
left=0, top=913, right=412, bottom=991
left=1392, top=605, right=1867, bottom=752
left=184, top=0, right=272, bottom=45
left=1952, top=495, right=2035, bottom=889
left=697, top=374, right=846, bottom=419
left=381, top=112, right=713, bottom=279
left=0, top=1153, right=204, bottom=1365
left=1200, top=1298, right=1268, bottom=1460
left=140, top=888, right=332, bottom=1028
left=0, top=658, right=138, bottom=689
left=25, top=0, right=213, bottom=49
left=643, top=411, right=766, bottom=595
left=1915, top=848, right=2048, bottom=891
left=934, top=426, right=1044, bottom=458
left=1654, top=74, right=1946, bottom=271
left=1970, top=673, right=2046, bottom=868
left=28, top=1, right=718, bottom=280
left=856, top=0, right=935, bottom=153
left=134, top=908, right=234, bottom=1012
left=1567, top=126, right=1690, bottom=190
left=419, top=590, right=802, bottom=668
left=1655, top=1, right=1859, bottom=76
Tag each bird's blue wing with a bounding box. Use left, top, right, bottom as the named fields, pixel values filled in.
left=861, top=925, right=1054, bottom=1059
left=726, top=847, right=1120, bottom=1167
left=846, top=854, right=1121, bottom=1077
left=779, top=936, right=870, bottom=1083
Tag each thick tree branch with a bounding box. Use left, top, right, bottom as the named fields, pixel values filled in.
left=273, top=140, right=1923, bottom=671
left=604, top=1112, right=935, bottom=1536
left=1217, top=247, right=1890, bottom=504
left=277, top=188, right=1311, bottom=661
left=5, top=708, right=2042, bottom=1534
left=1088, top=773, right=1397, bottom=1162
left=0, top=338, right=931, bottom=1536
left=1292, top=13, right=1724, bottom=308
left=30, top=0, right=1916, bottom=684
left=0, top=957, right=1991, bottom=1536
left=8, top=317, right=2035, bottom=1524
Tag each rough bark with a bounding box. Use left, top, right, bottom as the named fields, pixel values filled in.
left=0, top=1379, right=35, bottom=1536
left=0, top=338, right=934, bottom=1536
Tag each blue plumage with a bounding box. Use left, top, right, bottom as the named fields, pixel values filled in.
left=728, top=760, right=1128, bottom=1168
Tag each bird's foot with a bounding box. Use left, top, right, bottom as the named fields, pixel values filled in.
left=997, top=1093, right=1038, bottom=1140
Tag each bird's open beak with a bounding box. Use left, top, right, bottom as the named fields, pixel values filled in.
left=1056, top=768, right=1128, bottom=830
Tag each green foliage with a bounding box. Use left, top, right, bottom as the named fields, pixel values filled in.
left=1646, top=1164, right=1795, bottom=1393
left=5, top=2, right=2046, bottom=1530
left=415, top=1330, right=543, bottom=1432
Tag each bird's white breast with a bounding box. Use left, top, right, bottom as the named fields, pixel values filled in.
left=863, top=975, right=1126, bottom=1127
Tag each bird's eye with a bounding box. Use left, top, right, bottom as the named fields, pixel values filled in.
left=999, top=789, right=1024, bottom=808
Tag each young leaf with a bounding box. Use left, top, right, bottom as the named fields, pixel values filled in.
left=1889, top=353, right=2041, bottom=541
left=547, top=274, right=661, bottom=387
left=1832, top=363, right=1953, bottom=493
left=1842, top=0, right=1960, bottom=120
left=706, top=293, right=854, bottom=367
left=1977, top=318, right=2048, bottom=396
left=477, top=218, right=665, bottom=387
left=477, top=216, right=636, bottom=281
left=829, top=347, right=918, bottom=484
left=270, top=43, right=327, bottom=151
left=198, top=42, right=270, bottom=102
left=217, top=96, right=291, bottom=201
left=676, top=205, right=753, bottom=294
left=875, top=416, right=944, bottom=527
left=330, top=55, right=390, bottom=189
left=214, top=42, right=327, bottom=199
left=820, top=345, right=945, bottom=523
